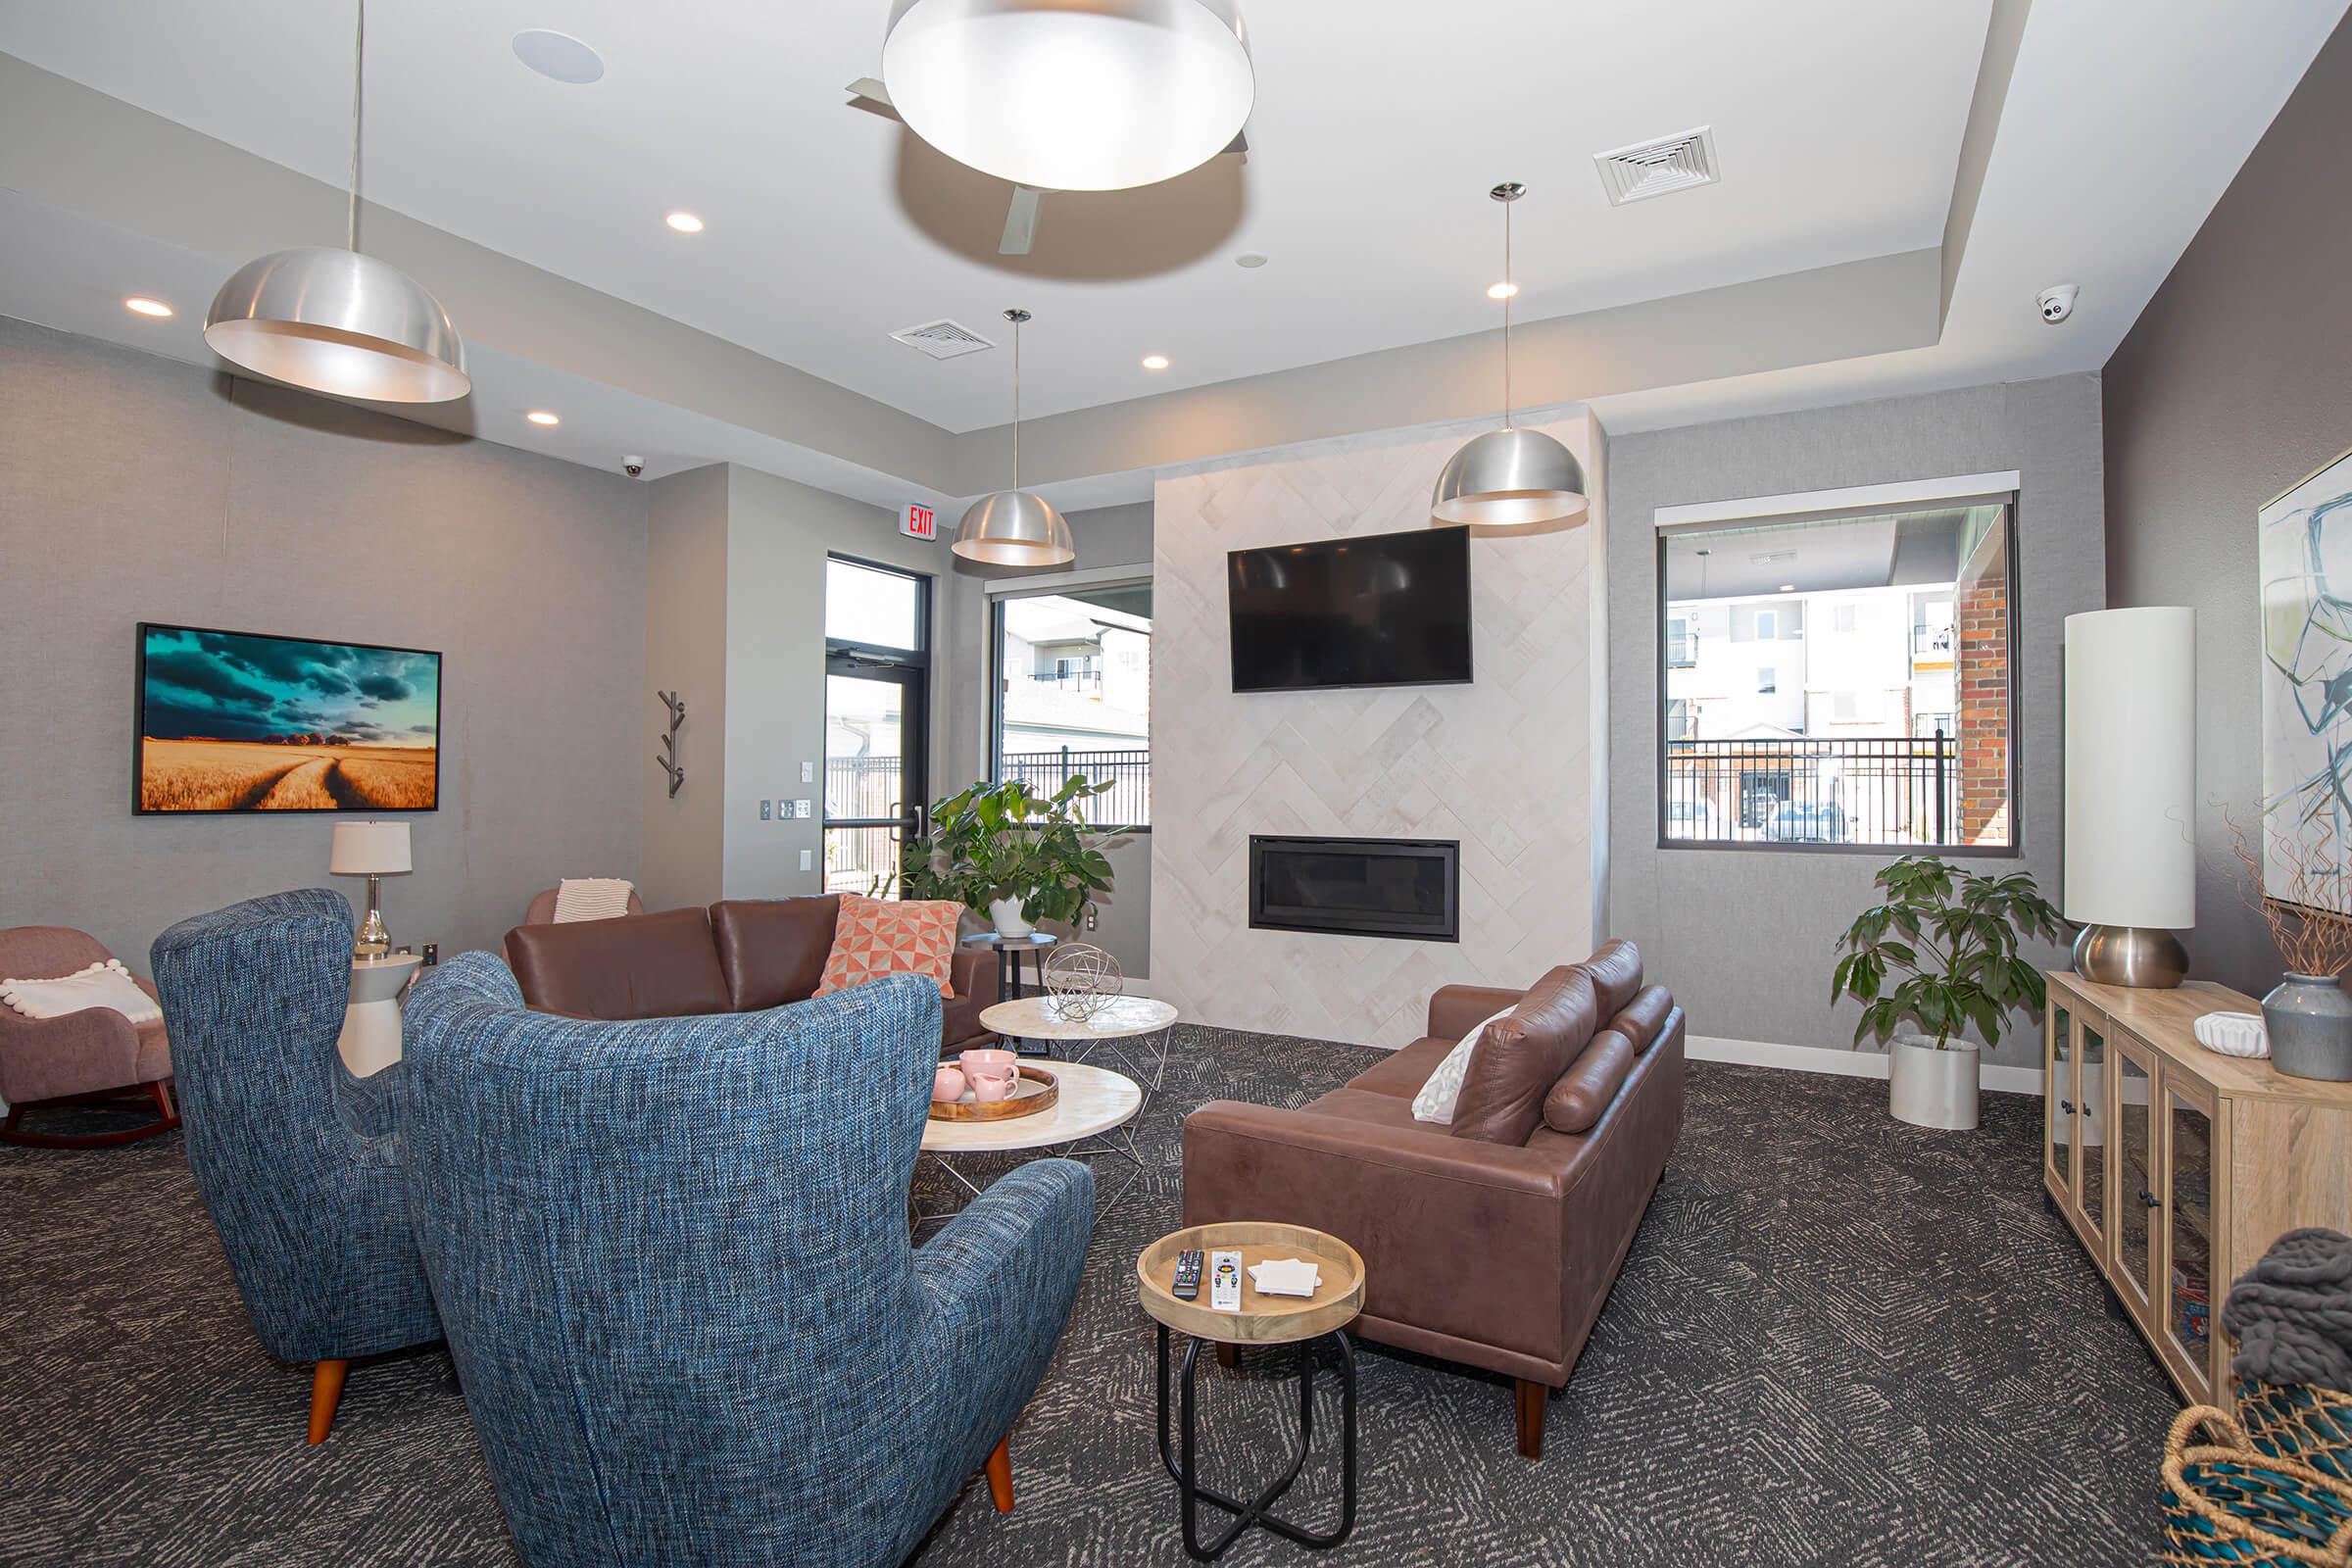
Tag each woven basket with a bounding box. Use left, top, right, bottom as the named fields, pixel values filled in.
left=2239, top=1380, right=2352, bottom=1484
left=2162, top=1404, right=2352, bottom=1565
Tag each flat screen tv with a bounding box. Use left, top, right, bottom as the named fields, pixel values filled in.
left=1227, top=525, right=1473, bottom=692
left=135, top=623, right=442, bottom=813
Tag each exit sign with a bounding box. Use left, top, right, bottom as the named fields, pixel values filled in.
left=900, top=503, right=937, bottom=542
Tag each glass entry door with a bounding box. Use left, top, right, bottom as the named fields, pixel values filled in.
left=823, top=559, right=929, bottom=896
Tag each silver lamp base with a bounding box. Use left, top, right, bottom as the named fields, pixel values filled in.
left=2073, top=924, right=2187, bottom=989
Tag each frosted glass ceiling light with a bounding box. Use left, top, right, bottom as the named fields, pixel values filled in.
left=1432, top=183, right=1587, bottom=529
left=206, top=0, right=469, bottom=404
left=954, top=310, right=1075, bottom=566
left=882, top=0, right=1253, bottom=191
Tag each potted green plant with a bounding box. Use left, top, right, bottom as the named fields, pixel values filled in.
left=1830, top=855, right=2067, bottom=1130
left=901, top=776, right=1123, bottom=937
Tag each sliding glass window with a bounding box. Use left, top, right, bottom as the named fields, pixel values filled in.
left=1656, top=497, right=2018, bottom=854
left=991, top=577, right=1152, bottom=828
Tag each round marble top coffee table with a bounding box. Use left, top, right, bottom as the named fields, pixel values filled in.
left=913, top=1060, right=1144, bottom=1232
left=980, top=994, right=1180, bottom=1097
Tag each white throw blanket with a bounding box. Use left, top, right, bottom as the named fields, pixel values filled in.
left=554, top=877, right=636, bottom=923
left=0, top=959, right=163, bottom=1025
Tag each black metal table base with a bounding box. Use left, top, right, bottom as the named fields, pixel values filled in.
left=1155, top=1324, right=1356, bottom=1560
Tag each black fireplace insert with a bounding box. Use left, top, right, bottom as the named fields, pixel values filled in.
left=1248, top=835, right=1460, bottom=942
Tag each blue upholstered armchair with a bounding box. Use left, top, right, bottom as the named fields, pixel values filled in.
left=149, top=889, right=441, bottom=1443
left=400, top=954, right=1093, bottom=1568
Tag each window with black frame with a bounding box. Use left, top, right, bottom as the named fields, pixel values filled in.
left=1657, top=498, right=2016, bottom=852
left=991, top=578, right=1151, bottom=828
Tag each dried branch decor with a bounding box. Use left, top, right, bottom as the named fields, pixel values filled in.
left=2226, top=804, right=2352, bottom=977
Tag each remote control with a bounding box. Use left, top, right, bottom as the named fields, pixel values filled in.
left=1172, top=1250, right=1204, bottom=1301
left=1209, top=1250, right=1243, bottom=1312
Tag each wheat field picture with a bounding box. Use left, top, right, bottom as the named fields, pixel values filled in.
left=137, top=625, right=440, bottom=813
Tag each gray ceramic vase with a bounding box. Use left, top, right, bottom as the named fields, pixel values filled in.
left=2261, top=973, right=2352, bottom=1082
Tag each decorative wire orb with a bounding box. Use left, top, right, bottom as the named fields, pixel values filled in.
left=1042, top=942, right=1123, bottom=1024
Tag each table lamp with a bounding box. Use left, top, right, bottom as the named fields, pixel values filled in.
left=2064, top=607, right=2196, bottom=987
left=330, top=820, right=412, bottom=957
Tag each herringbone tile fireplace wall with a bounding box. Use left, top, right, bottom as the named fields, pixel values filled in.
left=1151, top=416, right=1605, bottom=1048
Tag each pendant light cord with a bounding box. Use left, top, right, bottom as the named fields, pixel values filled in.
left=1011, top=317, right=1022, bottom=488
left=347, top=0, right=365, bottom=252
left=1500, top=193, right=1514, bottom=429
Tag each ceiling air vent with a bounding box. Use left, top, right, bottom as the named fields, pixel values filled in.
left=1593, top=126, right=1719, bottom=206
left=891, top=318, right=996, bottom=361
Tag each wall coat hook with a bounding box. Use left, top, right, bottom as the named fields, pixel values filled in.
left=656, top=689, right=686, bottom=798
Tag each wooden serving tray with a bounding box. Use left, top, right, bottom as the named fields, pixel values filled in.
left=928, top=1063, right=1059, bottom=1122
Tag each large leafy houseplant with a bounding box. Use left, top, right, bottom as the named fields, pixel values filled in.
left=900, top=776, right=1123, bottom=931
left=1831, top=856, right=2066, bottom=1051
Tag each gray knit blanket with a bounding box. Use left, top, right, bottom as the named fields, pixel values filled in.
left=2225, top=1227, right=2352, bottom=1393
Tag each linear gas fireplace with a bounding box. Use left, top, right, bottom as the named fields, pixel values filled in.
left=1249, top=835, right=1460, bottom=942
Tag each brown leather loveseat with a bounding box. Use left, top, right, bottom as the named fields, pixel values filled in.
left=1181, top=940, right=1683, bottom=1460
left=501, top=896, right=998, bottom=1053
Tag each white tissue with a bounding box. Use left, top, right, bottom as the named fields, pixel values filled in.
left=1246, top=1257, right=1322, bottom=1298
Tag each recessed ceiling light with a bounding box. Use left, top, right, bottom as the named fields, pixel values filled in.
left=123, top=297, right=173, bottom=318
left=1487, top=281, right=1518, bottom=300
left=664, top=211, right=705, bottom=234
left=513, top=29, right=605, bottom=85
left=1141, top=354, right=1170, bottom=371
left=1235, top=252, right=1268, bottom=270
left=525, top=410, right=561, bottom=427
left=1778, top=583, right=1796, bottom=593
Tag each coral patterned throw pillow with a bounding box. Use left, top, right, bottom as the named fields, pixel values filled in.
left=814, top=894, right=960, bottom=999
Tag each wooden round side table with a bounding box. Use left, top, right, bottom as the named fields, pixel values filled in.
left=1136, top=1222, right=1365, bottom=1561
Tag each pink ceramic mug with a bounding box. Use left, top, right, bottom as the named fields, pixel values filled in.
left=933, top=1065, right=967, bottom=1103
left=959, top=1048, right=1020, bottom=1103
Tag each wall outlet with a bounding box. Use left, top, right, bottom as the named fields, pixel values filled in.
left=760, top=799, right=772, bottom=821
left=799, top=849, right=813, bottom=871
left=801, top=760, right=814, bottom=784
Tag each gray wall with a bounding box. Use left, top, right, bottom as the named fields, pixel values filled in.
left=942, top=501, right=1156, bottom=978
left=1606, top=374, right=2106, bottom=1067
left=0, top=315, right=648, bottom=965
left=2103, top=14, right=2352, bottom=997
left=642, top=465, right=730, bottom=911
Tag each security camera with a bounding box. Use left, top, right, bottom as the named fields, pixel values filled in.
left=2036, top=284, right=2079, bottom=324
left=622, top=455, right=647, bottom=479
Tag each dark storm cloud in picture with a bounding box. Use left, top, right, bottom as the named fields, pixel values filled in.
left=137, top=627, right=440, bottom=747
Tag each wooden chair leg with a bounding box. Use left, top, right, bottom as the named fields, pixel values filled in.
left=1215, top=1342, right=1239, bottom=1369
left=149, top=1079, right=179, bottom=1129
left=308, top=1359, right=350, bottom=1446
left=1515, top=1378, right=1547, bottom=1461
left=983, top=1434, right=1014, bottom=1513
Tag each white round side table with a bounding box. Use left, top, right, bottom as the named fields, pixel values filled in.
left=339, top=953, right=422, bottom=1077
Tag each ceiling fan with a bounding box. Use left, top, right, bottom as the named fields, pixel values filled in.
left=845, top=77, right=1247, bottom=256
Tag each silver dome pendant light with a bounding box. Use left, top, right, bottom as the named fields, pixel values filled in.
left=205, top=0, right=469, bottom=404
left=1431, top=183, right=1587, bottom=529
left=954, top=310, right=1075, bottom=566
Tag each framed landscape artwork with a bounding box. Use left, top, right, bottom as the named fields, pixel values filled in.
left=135, top=623, right=442, bottom=813
left=2259, top=446, right=2352, bottom=912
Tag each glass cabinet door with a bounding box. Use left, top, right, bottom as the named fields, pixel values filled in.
left=2114, top=1040, right=2157, bottom=1318
left=2078, top=1022, right=2107, bottom=1249
left=2046, top=1000, right=2076, bottom=1204
left=2165, top=1083, right=2217, bottom=1397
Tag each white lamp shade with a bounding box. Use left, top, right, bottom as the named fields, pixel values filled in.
left=881, top=0, right=1254, bottom=192
left=330, top=820, right=413, bottom=876
left=2064, top=608, right=2195, bottom=929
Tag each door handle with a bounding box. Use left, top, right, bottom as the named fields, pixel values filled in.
left=2059, top=1099, right=2076, bottom=1114
left=2138, top=1188, right=2162, bottom=1209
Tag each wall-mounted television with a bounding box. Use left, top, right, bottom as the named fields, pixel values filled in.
left=1227, top=525, right=1474, bottom=692
left=135, top=623, right=442, bottom=813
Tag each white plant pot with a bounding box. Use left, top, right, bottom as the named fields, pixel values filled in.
left=988, top=896, right=1034, bottom=939
left=1886, top=1034, right=1980, bottom=1131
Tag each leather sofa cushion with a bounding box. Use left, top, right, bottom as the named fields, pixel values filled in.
left=1579, top=939, right=1643, bottom=1019
left=710, top=897, right=839, bottom=1011
left=505, top=907, right=731, bottom=1021
left=1348, top=1036, right=1455, bottom=1100
left=1543, top=1029, right=1637, bottom=1134
left=1608, top=984, right=1675, bottom=1054
left=1449, top=965, right=1597, bottom=1146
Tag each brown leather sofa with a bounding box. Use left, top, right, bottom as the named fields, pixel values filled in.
left=501, top=897, right=998, bottom=1052
left=1181, top=939, right=1683, bottom=1460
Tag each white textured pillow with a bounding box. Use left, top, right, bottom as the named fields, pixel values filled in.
left=1412, top=1006, right=1518, bottom=1124
left=553, top=877, right=635, bottom=923
left=0, top=959, right=163, bottom=1024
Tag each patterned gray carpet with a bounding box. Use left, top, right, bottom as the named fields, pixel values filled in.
left=0, top=1028, right=2180, bottom=1566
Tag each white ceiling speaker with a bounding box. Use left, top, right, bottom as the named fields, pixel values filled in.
left=207, top=0, right=468, bottom=403
left=954, top=310, right=1075, bottom=566
left=879, top=0, right=1254, bottom=194
left=1432, top=184, right=1588, bottom=531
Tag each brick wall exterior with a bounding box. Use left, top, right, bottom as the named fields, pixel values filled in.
left=1953, top=526, right=2011, bottom=846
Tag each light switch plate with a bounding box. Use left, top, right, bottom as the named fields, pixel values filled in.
left=799, top=849, right=813, bottom=871
left=791, top=799, right=812, bottom=818
left=760, top=799, right=772, bottom=821
left=801, top=760, right=814, bottom=784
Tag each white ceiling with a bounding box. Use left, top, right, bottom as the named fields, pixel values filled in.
left=0, top=0, right=1994, bottom=431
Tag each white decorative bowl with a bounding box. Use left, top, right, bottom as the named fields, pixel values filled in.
left=2192, top=1010, right=2269, bottom=1059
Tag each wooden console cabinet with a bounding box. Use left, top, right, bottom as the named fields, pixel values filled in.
left=2043, top=971, right=2352, bottom=1404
